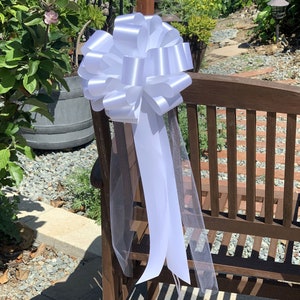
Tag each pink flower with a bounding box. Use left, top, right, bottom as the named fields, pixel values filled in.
left=44, top=10, right=59, bottom=25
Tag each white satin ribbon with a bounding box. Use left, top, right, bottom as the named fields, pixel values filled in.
left=79, top=13, right=200, bottom=287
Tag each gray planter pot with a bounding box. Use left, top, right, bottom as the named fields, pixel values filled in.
left=21, top=76, right=94, bottom=150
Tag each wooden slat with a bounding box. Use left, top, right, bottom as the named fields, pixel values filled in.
left=246, top=110, right=256, bottom=221
left=283, top=114, right=297, bottom=227
left=168, top=109, right=185, bottom=211
left=202, top=216, right=300, bottom=241
left=226, top=108, right=237, bottom=219
left=207, top=105, right=219, bottom=216
left=114, top=123, right=134, bottom=214
left=218, top=232, right=232, bottom=256
left=252, top=236, right=263, bottom=260
left=235, top=234, right=247, bottom=257
left=186, top=104, right=202, bottom=207
left=182, top=73, right=300, bottom=115
left=264, top=112, right=276, bottom=224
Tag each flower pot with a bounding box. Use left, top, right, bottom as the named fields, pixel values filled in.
left=188, top=38, right=207, bottom=72
left=21, top=76, right=94, bottom=150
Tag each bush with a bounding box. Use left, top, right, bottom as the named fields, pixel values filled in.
left=220, top=0, right=254, bottom=16
left=172, top=15, right=216, bottom=44
left=254, top=0, right=300, bottom=43
left=64, top=168, right=101, bottom=224
left=0, top=192, right=20, bottom=243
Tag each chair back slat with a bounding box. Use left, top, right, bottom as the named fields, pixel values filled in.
left=264, top=112, right=277, bottom=224
left=226, top=108, right=238, bottom=219
left=246, top=110, right=257, bottom=221
left=180, top=73, right=300, bottom=241
left=207, top=105, right=219, bottom=216
left=91, top=110, right=111, bottom=185
left=114, top=123, right=135, bottom=206
left=186, top=104, right=202, bottom=204
left=283, top=114, right=297, bottom=227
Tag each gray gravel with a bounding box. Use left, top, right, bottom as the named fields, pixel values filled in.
left=203, top=26, right=300, bottom=85
left=4, top=26, right=300, bottom=299
left=0, top=244, right=81, bottom=300
left=18, top=141, right=98, bottom=208
left=201, top=51, right=300, bottom=85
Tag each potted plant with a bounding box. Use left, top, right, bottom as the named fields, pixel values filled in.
left=158, top=0, right=218, bottom=72
left=4, top=0, right=108, bottom=150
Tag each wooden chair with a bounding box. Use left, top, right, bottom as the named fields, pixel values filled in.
left=91, top=73, right=300, bottom=299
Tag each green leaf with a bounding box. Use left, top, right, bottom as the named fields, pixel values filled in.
left=15, top=143, right=35, bottom=160
left=7, top=161, right=23, bottom=186
left=24, top=145, right=34, bottom=159
left=30, top=107, right=54, bottom=122
left=0, top=149, right=10, bottom=169
left=0, top=13, right=5, bottom=24
left=23, top=98, right=54, bottom=122
left=5, top=41, right=24, bottom=61
left=65, top=1, right=80, bottom=12
left=0, top=69, right=15, bottom=94
left=57, top=77, right=70, bottom=92
left=28, top=60, right=40, bottom=77
left=5, top=123, right=19, bottom=136
left=39, top=60, right=54, bottom=73
left=23, top=74, right=37, bottom=94
left=56, top=0, right=69, bottom=9
left=24, top=97, right=50, bottom=109
left=24, top=16, right=43, bottom=26
left=12, top=4, right=29, bottom=12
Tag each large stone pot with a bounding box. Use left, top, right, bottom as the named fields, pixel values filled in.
left=21, top=76, right=94, bottom=150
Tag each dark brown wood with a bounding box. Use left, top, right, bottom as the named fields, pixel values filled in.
left=91, top=74, right=300, bottom=299
left=181, top=73, right=300, bottom=114
left=226, top=108, right=237, bottom=219
left=207, top=106, right=219, bottom=216
left=136, top=0, right=154, bottom=15
left=265, top=112, right=276, bottom=224
left=246, top=110, right=256, bottom=221
left=186, top=104, right=202, bottom=205
left=283, top=114, right=297, bottom=227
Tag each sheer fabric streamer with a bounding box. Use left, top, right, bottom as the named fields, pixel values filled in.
left=109, top=109, right=218, bottom=296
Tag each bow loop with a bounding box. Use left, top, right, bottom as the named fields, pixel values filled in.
left=79, top=13, right=192, bottom=123
left=81, top=30, right=113, bottom=55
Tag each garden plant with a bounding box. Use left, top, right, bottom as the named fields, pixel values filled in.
left=0, top=0, right=106, bottom=243
left=64, top=167, right=101, bottom=225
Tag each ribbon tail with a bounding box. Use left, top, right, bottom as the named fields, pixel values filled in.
left=133, top=100, right=190, bottom=284
left=168, top=109, right=219, bottom=296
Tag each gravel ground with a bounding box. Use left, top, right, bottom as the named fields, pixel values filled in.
left=201, top=50, right=300, bottom=85
left=2, top=20, right=300, bottom=299
left=18, top=141, right=98, bottom=210
left=0, top=243, right=81, bottom=300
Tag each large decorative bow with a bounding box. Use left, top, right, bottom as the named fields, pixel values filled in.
left=79, top=13, right=218, bottom=293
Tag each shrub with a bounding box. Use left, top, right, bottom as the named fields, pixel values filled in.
left=0, top=192, right=20, bottom=242
left=64, top=168, right=101, bottom=224
left=254, top=0, right=300, bottom=43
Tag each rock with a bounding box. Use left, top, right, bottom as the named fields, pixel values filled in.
left=16, top=268, right=30, bottom=281
left=0, top=269, right=9, bottom=284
